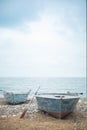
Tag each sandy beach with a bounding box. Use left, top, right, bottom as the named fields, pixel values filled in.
left=0, top=98, right=87, bottom=130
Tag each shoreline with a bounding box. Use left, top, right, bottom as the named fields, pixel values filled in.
left=0, top=98, right=87, bottom=130
left=0, top=98, right=87, bottom=118
left=0, top=97, right=38, bottom=118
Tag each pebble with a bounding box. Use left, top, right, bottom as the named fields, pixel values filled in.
left=0, top=99, right=87, bottom=118
left=0, top=99, right=38, bottom=117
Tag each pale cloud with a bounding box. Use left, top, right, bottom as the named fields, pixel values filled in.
left=0, top=10, right=86, bottom=77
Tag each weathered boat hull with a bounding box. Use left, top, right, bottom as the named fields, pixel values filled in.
left=36, top=95, right=79, bottom=118
left=47, top=111, right=72, bottom=118
left=3, top=90, right=31, bottom=104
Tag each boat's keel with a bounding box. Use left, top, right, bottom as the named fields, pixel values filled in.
left=42, top=111, right=72, bottom=119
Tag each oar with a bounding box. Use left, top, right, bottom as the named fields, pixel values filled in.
left=27, top=89, right=31, bottom=95
left=20, top=86, right=40, bottom=119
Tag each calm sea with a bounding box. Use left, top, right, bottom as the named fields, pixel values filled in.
left=0, top=77, right=86, bottom=98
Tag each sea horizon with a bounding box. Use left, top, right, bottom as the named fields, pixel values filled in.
left=0, top=77, right=86, bottom=98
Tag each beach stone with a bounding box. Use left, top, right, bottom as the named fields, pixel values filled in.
left=0, top=98, right=87, bottom=118
left=1, top=115, right=7, bottom=118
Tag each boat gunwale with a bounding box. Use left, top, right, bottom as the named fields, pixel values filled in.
left=36, top=94, right=80, bottom=100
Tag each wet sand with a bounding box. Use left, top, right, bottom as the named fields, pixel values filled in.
left=0, top=98, right=87, bottom=130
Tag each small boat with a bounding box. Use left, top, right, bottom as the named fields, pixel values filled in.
left=36, top=93, right=80, bottom=118
left=3, top=90, right=31, bottom=104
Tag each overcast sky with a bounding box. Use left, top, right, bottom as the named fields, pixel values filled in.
left=0, top=0, right=86, bottom=77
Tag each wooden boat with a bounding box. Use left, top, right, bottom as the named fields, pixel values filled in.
left=3, top=90, right=31, bottom=104
left=36, top=94, right=80, bottom=118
